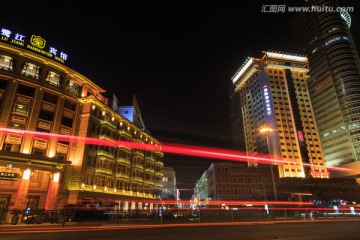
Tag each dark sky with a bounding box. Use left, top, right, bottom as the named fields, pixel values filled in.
left=1, top=0, right=360, bottom=199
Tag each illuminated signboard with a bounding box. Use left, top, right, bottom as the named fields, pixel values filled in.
left=0, top=172, right=19, bottom=181
left=297, top=130, right=305, bottom=146
left=263, top=85, right=272, bottom=116
left=0, top=27, right=68, bottom=64
left=310, top=170, right=330, bottom=178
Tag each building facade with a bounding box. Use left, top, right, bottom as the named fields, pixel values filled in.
left=228, top=83, right=245, bottom=151
left=0, top=30, right=163, bottom=222
left=194, top=162, right=278, bottom=203
left=231, top=51, right=328, bottom=179
left=291, top=0, right=360, bottom=180
left=158, top=166, right=177, bottom=200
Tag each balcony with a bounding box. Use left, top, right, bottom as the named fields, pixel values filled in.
left=133, top=150, right=144, bottom=157
left=155, top=151, right=164, bottom=157
left=95, top=168, right=113, bottom=175
left=145, top=168, right=155, bottom=174
left=133, top=137, right=144, bottom=144
left=118, top=145, right=132, bottom=153
left=100, top=117, right=116, bottom=129
left=97, top=150, right=114, bottom=159
left=99, top=134, right=113, bottom=140
left=155, top=182, right=163, bottom=188
left=144, top=180, right=155, bottom=185
left=132, top=163, right=144, bottom=170
left=155, top=171, right=164, bottom=177
left=155, top=160, right=164, bottom=167
left=119, top=129, right=132, bottom=138
left=115, top=172, right=130, bottom=179
left=132, top=177, right=143, bottom=182
left=145, top=155, right=155, bottom=162
left=117, top=157, right=130, bottom=165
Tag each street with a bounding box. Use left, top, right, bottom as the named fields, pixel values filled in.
left=0, top=219, right=359, bottom=240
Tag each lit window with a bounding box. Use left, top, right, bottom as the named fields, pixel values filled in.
left=66, top=80, right=80, bottom=95
left=21, top=62, right=40, bottom=79
left=13, top=103, right=30, bottom=116
left=46, top=71, right=62, bottom=87
left=0, top=54, right=13, bottom=70
left=8, top=122, right=26, bottom=129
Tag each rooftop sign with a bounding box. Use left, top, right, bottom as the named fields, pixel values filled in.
left=0, top=27, right=68, bottom=64
left=266, top=52, right=307, bottom=62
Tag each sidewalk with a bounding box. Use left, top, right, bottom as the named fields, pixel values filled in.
left=0, top=220, right=110, bottom=227
left=1, top=217, right=359, bottom=228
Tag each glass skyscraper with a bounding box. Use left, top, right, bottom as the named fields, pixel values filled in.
left=291, top=0, right=360, bottom=180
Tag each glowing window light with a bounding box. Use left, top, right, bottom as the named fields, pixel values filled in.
left=53, top=172, right=60, bottom=183
left=48, top=151, right=55, bottom=158
left=22, top=169, right=31, bottom=180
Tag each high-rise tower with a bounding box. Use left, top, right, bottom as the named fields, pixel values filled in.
left=291, top=0, right=360, bottom=179
left=232, top=51, right=328, bottom=179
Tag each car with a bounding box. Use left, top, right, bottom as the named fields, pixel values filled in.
left=301, top=210, right=325, bottom=219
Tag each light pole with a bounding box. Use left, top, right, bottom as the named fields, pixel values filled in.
left=260, top=127, right=278, bottom=201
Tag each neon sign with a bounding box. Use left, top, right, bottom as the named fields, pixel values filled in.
left=310, top=170, right=330, bottom=178
left=263, top=85, right=272, bottom=116
left=0, top=27, right=68, bottom=64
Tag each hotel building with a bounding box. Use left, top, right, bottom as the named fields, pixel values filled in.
left=291, top=0, right=360, bottom=180
left=231, top=51, right=328, bottom=179
left=0, top=27, right=163, bottom=222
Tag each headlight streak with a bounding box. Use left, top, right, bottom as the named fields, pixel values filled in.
left=0, top=127, right=353, bottom=173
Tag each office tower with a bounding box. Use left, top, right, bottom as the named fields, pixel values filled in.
left=291, top=0, right=360, bottom=179
left=231, top=51, right=328, bottom=178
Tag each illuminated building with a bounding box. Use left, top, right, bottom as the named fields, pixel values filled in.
left=158, top=166, right=177, bottom=200
left=194, top=162, right=278, bottom=202
left=0, top=27, right=163, bottom=222
left=291, top=0, right=360, bottom=181
left=232, top=51, right=328, bottom=179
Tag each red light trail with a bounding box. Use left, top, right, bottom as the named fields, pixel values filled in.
left=0, top=127, right=354, bottom=173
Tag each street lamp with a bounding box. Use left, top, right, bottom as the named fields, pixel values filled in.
left=260, top=126, right=278, bottom=201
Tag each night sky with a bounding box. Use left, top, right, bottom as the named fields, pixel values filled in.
left=1, top=0, right=360, bottom=199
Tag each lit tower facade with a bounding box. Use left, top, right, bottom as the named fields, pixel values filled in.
left=291, top=0, right=360, bottom=179
left=232, top=51, right=328, bottom=178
